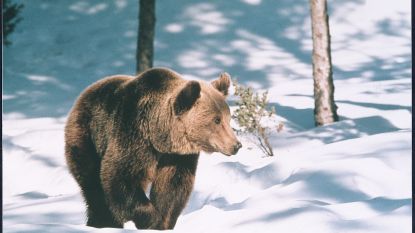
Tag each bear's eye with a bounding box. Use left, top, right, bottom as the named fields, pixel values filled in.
left=214, top=117, right=221, bottom=125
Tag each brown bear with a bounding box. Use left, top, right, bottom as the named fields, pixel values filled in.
left=64, top=67, right=241, bottom=230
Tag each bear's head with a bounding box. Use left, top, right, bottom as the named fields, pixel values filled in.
left=162, top=72, right=242, bottom=156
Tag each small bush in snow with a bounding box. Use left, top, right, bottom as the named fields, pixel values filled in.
left=232, top=79, right=279, bottom=156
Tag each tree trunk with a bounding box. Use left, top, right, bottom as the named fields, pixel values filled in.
left=136, top=0, right=156, bottom=74
left=309, top=0, right=338, bottom=126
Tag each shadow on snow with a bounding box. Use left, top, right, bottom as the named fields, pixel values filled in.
left=3, top=0, right=410, bottom=118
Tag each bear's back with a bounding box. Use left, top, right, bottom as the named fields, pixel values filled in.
left=133, top=68, right=185, bottom=95
left=78, top=68, right=184, bottom=106
left=80, top=75, right=133, bottom=102
left=68, top=75, right=133, bottom=129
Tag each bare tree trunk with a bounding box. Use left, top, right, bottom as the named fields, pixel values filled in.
left=310, top=0, right=338, bottom=126
left=136, top=0, right=156, bottom=74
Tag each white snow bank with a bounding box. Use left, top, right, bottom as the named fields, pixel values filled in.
left=3, top=117, right=411, bottom=233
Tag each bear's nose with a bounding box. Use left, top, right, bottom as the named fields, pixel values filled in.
left=233, top=141, right=242, bottom=154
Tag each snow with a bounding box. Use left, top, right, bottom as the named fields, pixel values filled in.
left=3, top=0, right=411, bottom=232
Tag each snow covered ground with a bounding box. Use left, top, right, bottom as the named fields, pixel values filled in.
left=3, top=0, right=411, bottom=232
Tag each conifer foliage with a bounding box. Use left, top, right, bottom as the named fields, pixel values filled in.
left=3, top=0, right=24, bottom=46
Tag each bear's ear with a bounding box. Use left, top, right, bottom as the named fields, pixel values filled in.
left=174, top=81, right=201, bottom=115
left=211, top=72, right=231, bottom=96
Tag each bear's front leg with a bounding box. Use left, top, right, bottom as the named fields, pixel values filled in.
left=102, top=170, right=163, bottom=229
left=131, top=196, right=162, bottom=229
left=150, top=153, right=200, bottom=229
left=102, top=171, right=162, bottom=229
left=100, top=152, right=162, bottom=229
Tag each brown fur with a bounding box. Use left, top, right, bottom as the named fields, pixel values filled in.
left=64, top=68, right=241, bottom=229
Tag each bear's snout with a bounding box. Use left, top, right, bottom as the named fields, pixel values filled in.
left=222, top=141, right=242, bottom=156
left=229, top=141, right=242, bottom=155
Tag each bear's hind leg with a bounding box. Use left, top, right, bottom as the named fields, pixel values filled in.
left=65, top=134, right=122, bottom=228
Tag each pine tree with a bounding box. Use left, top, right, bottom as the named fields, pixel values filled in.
left=310, top=0, right=339, bottom=126
left=3, top=0, right=24, bottom=46
left=136, top=0, right=156, bottom=74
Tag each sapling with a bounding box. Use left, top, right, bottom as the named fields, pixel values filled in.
left=232, top=79, right=280, bottom=156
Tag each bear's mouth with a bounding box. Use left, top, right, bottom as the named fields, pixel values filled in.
left=220, top=148, right=238, bottom=156
left=198, top=141, right=236, bottom=156
left=211, top=144, right=234, bottom=156
left=198, top=142, right=219, bottom=155
left=221, top=151, right=233, bottom=156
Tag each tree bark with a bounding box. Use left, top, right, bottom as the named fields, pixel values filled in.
left=310, top=0, right=338, bottom=126
left=136, top=0, right=156, bottom=74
